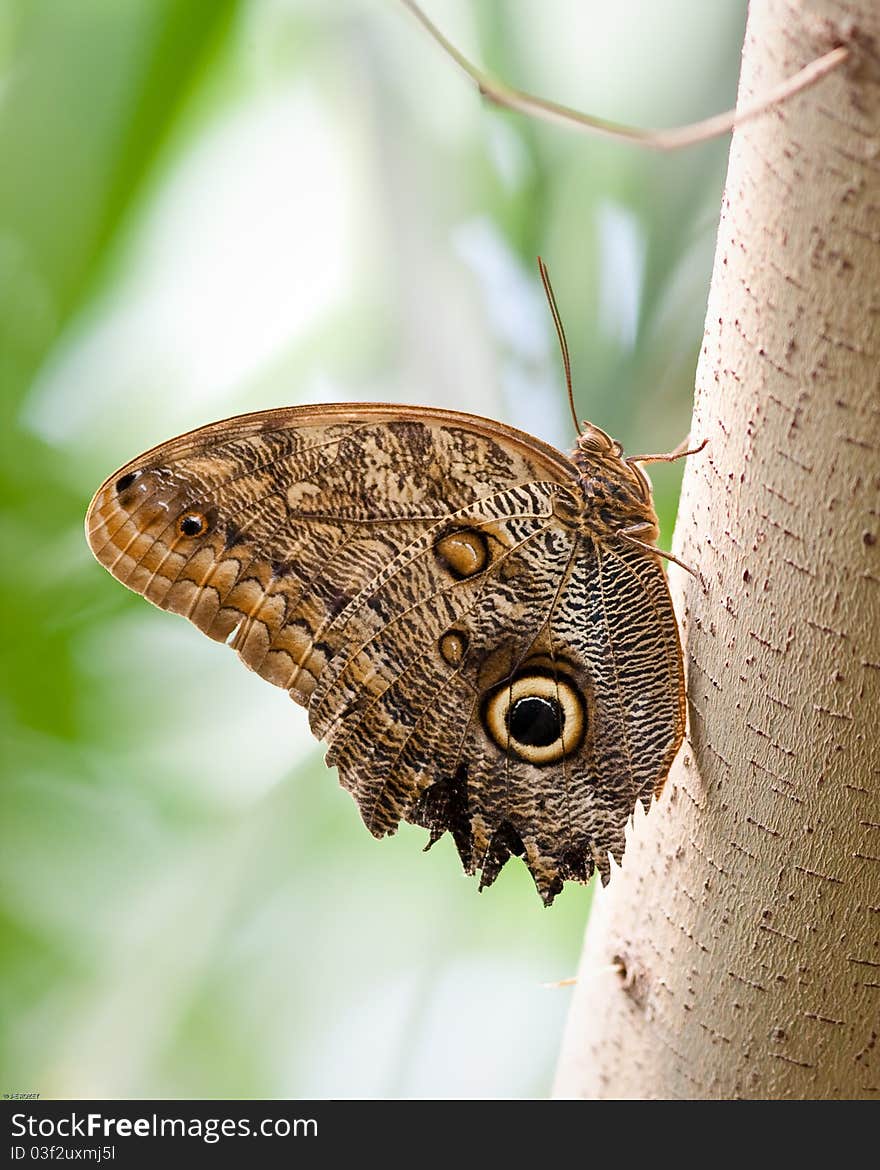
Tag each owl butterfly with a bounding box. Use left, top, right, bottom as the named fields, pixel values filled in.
left=86, top=388, right=698, bottom=904
left=87, top=262, right=698, bottom=905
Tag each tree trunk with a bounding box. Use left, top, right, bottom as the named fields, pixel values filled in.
left=554, top=0, right=880, bottom=1100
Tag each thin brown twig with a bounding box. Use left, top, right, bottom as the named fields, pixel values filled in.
left=400, top=0, right=849, bottom=151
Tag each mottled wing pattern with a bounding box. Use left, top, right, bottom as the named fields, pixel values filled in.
left=86, top=404, right=684, bottom=903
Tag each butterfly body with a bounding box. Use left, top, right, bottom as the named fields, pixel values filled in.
left=86, top=404, right=684, bottom=904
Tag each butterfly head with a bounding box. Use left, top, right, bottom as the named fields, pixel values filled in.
left=571, top=423, right=659, bottom=541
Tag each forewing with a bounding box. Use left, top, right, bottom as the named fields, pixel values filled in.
left=86, top=405, right=574, bottom=701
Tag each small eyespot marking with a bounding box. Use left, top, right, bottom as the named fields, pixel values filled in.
left=439, top=630, right=469, bottom=667
left=434, top=529, right=489, bottom=579
left=177, top=512, right=209, bottom=538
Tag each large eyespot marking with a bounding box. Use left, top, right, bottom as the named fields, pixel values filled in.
left=508, top=695, right=561, bottom=747
left=434, top=529, right=488, bottom=579
left=176, top=511, right=210, bottom=538
left=483, top=671, right=586, bottom=765
left=438, top=630, right=469, bottom=667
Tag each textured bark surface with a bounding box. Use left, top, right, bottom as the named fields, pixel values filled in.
left=555, top=0, right=880, bottom=1099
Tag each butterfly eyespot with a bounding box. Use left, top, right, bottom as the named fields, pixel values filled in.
left=177, top=511, right=209, bottom=538
left=434, top=529, right=488, bottom=579
left=438, top=630, right=469, bottom=667
left=508, top=695, right=562, bottom=747
left=115, top=471, right=140, bottom=493
left=483, top=671, right=586, bottom=765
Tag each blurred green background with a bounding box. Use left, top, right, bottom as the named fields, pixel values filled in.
left=0, top=0, right=745, bottom=1098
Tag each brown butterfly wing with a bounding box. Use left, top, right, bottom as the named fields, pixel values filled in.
left=86, top=404, right=684, bottom=903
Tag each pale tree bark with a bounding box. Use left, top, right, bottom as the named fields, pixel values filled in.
left=555, top=0, right=880, bottom=1100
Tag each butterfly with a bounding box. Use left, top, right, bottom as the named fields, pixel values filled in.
left=85, top=398, right=696, bottom=905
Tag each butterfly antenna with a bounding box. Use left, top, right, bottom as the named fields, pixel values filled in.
left=537, top=257, right=581, bottom=436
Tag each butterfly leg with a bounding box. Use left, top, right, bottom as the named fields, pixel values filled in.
left=627, top=436, right=708, bottom=466
left=618, top=522, right=698, bottom=578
